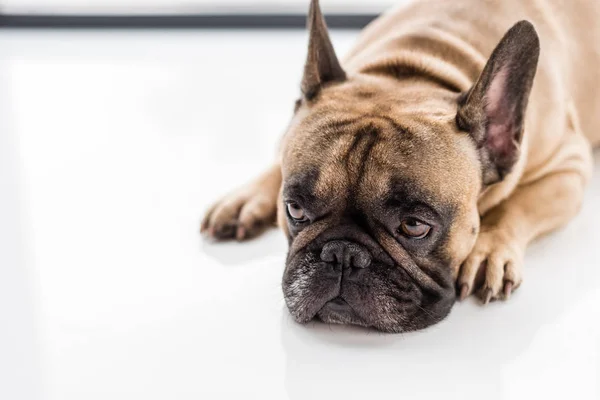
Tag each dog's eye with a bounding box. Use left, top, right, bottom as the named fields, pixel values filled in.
left=399, top=218, right=431, bottom=239
left=286, top=202, right=307, bottom=222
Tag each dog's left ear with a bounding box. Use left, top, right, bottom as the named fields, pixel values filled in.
left=301, top=0, right=346, bottom=100
left=457, top=21, right=540, bottom=185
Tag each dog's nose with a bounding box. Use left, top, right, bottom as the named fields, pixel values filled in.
left=320, top=240, right=372, bottom=269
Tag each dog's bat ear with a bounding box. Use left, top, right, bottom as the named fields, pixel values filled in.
left=301, top=0, right=346, bottom=100
left=457, top=21, right=540, bottom=185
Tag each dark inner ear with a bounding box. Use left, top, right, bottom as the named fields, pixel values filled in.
left=457, top=21, right=540, bottom=185
left=301, top=0, right=346, bottom=100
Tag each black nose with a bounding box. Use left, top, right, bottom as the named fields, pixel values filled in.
left=320, top=240, right=372, bottom=269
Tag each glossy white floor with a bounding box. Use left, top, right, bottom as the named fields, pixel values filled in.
left=0, top=29, right=598, bottom=400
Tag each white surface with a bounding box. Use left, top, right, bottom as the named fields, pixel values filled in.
left=0, top=30, right=599, bottom=400
left=3, top=0, right=398, bottom=14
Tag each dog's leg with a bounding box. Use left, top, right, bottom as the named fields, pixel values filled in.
left=458, top=164, right=590, bottom=303
left=201, top=164, right=281, bottom=241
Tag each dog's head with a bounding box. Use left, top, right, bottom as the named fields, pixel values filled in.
left=280, top=0, right=539, bottom=332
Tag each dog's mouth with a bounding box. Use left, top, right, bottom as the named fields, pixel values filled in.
left=282, top=251, right=455, bottom=333
left=316, top=297, right=369, bottom=327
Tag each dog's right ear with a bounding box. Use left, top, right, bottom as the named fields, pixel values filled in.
left=301, top=0, right=346, bottom=100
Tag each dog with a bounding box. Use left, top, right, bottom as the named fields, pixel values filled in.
left=201, top=0, right=599, bottom=332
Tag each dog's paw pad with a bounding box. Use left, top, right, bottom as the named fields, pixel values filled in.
left=458, top=230, right=524, bottom=303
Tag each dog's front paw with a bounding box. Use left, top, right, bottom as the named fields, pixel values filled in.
left=200, top=187, right=277, bottom=241
left=458, top=229, right=525, bottom=304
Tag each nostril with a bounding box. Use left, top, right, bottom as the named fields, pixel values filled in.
left=353, top=252, right=371, bottom=269
left=320, top=249, right=334, bottom=263
left=320, top=240, right=371, bottom=269
left=320, top=243, right=340, bottom=264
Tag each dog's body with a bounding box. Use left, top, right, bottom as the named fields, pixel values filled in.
left=347, top=0, right=599, bottom=194
left=202, top=0, right=598, bottom=332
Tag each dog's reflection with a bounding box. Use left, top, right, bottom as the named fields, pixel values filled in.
left=280, top=225, right=600, bottom=400
left=281, top=309, right=507, bottom=400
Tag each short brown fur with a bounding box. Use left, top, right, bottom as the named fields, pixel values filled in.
left=202, top=0, right=597, bottom=331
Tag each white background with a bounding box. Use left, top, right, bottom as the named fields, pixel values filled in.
left=2, top=0, right=397, bottom=14
left=0, top=29, right=598, bottom=400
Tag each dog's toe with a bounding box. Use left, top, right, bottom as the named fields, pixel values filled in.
left=458, top=230, right=524, bottom=303
left=201, top=189, right=277, bottom=242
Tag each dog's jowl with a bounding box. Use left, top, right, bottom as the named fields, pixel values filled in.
left=202, top=0, right=598, bottom=332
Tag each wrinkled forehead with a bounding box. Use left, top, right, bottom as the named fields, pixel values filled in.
left=282, top=107, right=480, bottom=212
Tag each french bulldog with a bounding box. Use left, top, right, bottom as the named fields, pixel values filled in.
left=201, top=0, right=599, bottom=332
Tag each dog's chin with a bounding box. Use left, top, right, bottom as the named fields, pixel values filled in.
left=283, top=250, right=456, bottom=333
left=310, top=294, right=452, bottom=333
left=316, top=297, right=370, bottom=328
left=284, top=279, right=454, bottom=333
